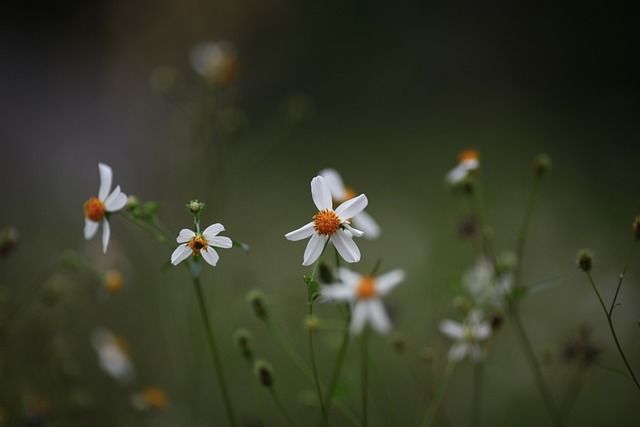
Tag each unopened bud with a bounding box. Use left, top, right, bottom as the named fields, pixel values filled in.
left=187, top=200, right=205, bottom=214
left=305, top=315, right=319, bottom=332
left=233, top=329, right=253, bottom=361
left=576, top=249, right=593, bottom=272
left=103, top=270, right=124, bottom=294
left=533, top=154, right=552, bottom=177
left=0, top=227, right=19, bottom=258
left=254, top=359, right=274, bottom=388
left=125, top=195, right=140, bottom=210
left=391, top=333, right=406, bottom=354
left=247, top=290, right=268, bottom=320
left=632, top=216, right=640, bottom=240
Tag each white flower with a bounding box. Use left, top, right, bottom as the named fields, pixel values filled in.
left=189, top=41, right=239, bottom=85
left=83, top=163, right=128, bottom=253
left=464, top=257, right=513, bottom=309
left=91, top=328, right=135, bottom=384
left=446, top=149, right=480, bottom=184
left=319, top=168, right=381, bottom=239
left=439, top=313, right=492, bottom=362
left=321, top=267, right=405, bottom=335
left=170, top=223, right=232, bottom=267
left=285, top=176, right=368, bottom=266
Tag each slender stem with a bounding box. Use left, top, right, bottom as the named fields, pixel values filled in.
left=192, top=276, right=237, bottom=427
left=308, top=303, right=327, bottom=425
left=270, top=388, right=299, bottom=427
left=586, top=272, right=640, bottom=391
left=421, top=361, right=456, bottom=427
left=470, top=362, right=484, bottom=427
left=360, top=328, right=370, bottom=427
left=508, top=308, right=561, bottom=425
left=608, top=239, right=637, bottom=317
left=560, top=363, right=586, bottom=421
left=120, top=212, right=173, bottom=250
left=515, top=175, right=541, bottom=286
left=368, top=350, right=399, bottom=426
left=321, top=305, right=351, bottom=426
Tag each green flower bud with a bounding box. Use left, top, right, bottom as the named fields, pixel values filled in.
left=254, top=359, right=274, bottom=388
left=187, top=200, right=205, bottom=214
left=247, top=290, right=268, bottom=320
left=576, top=249, right=593, bottom=272
left=533, top=154, right=552, bottom=177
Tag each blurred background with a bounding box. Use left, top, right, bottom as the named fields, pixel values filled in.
left=1, top=0, right=639, bottom=426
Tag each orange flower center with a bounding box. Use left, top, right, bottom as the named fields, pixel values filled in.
left=458, top=148, right=479, bottom=163
left=187, top=235, right=209, bottom=256
left=333, top=186, right=357, bottom=207
left=84, top=197, right=105, bottom=222
left=356, top=276, right=377, bottom=299
left=143, top=388, right=168, bottom=409
left=104, top=270, right=124, bottom=294
left=313, top=209, right=341, bottom=235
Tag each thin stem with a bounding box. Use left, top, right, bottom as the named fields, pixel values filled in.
left=559, top=363, right=586, bottom=422
left=120, top=212, right=173, bottom=250
left=515, top=175, right=541, bottom=287
left=321, top=304, right=351, bottom=426
left=308, top=303, right=327, bottom=426
left=586, top=272, right=640, bottom=391
left=421, top=361, right=456, bottom=427
left=360, top=328, right=370, bottom=427
left=471, top=362, right=484, bottom=427
left=192, top=276, right=237, bottom=427
left=608, top=239, right=637, bottom=317
left=508, top=308, right=561, bottom=425
left=270, top=388, right=299, bottom=427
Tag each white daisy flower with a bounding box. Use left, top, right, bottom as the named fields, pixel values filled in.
left=321, top=267, right=405, bottom=335
left=463, top=257, right=513, bottom=309
left=446, top=148, right=480, bottom=184
left=439, top=313, right=492, bottom=362
left=91, top=328, right=135, bottom=384
left=189, top=41, right=240, bottom=85
left=83, top=163, right=128, bottom=253
left=170, top=223, right=232, bottom=267
left=319, top=168, right=381, bottom=239
left=285, top=176, right=368, bottom=266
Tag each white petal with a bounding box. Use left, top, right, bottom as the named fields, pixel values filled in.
left=285, top=222, right=315, bottom=241
left=446, top=164, right=468, bottom=184
left=350, top=302, right=368, bottom=335
left=319, top=168, right=347, bottom=201
left=320, top=285, right=354, bottom=302
left=367, top=299, right=391, bottom=334
left=331, top=231, right=361, bottom=264
left=177, top=229, right=196, bottom=243
left=84, top=218, right=99, bottom=239
left=98, top=163, right=113, bottom=201
left=202, top=223, right=225, bottom=238
left=336, top=267, right=363, bottom=289
left=104, top=186, right=127, bottom=212
left=375, top=269, right=405, bottom=295
left=101, top=218, right=111, bottom=253
left=335, top=194, right=368, bottom=220
left=311, top=176, right=333, bottom=211
left=171, top=244, right=192, bottom=265
left=474, top=323, right=492, bottom=340
left=351, top=211, right=380, bottom=239
left=210, top=236, right=232, bottom=249
left=461, top=158, right=479, bottom=170
left=302, top=233, right=327, bottom=266
left=448, top=343, right=469, bottom=361
left=343, top=224, right=364, bottom=238
left=201, top=247, right=220, bottom=266
left=439, top=320, right=464, bottom=339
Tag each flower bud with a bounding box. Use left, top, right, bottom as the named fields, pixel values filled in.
left=254, top=359, right=274, bottom=388
left=103, top=269, right=124, bottom=294
left=576, top=249, right=593, bottom=272
left=632, top=216, right=640, bottom=240
left=125, top=195, right=140, bottom=211
left=0, top=227, right=19, bottom=258
left=246, top=290, right=268, bottom=320
left=233, top=328, right=254, bottom=361
left=533, top=154, right=552, bottom=177
left=391, top=333, right=406, bottom=355
left=187, top=200, right=205, bottom=214
left=305, top=315, right=319, bottom=332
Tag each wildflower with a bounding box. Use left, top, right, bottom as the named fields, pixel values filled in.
left=439, top=313, right=492, bottom=362
left=463, top=257, right=512, bottom=309
left=103, top=269, right=124, bottom=294
left=319, top=168, right=381, bottom=239
left=83, top=163, right=128, bottom=253
left=285, top=176, right=368, bottom=266
left=131, top=387, right=169, bottom=411
left=190, top=41, right=240, bottom=85
left=91, top=328, right=135, bottom=384
left=446, top=148, right=480, bottom=185
left=321, top=267, right=405, bottom=335
left=170, top=223, right=232, bottom=267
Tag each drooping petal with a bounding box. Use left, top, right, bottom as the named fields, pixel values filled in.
left=375, top=269, right=405, bottom=296
left=319, top=285, right=354, bottom=302
left=331, top=230, right=360, bottom=264
left=201, top=247, right=220, bottom=266
left=103, top=186, right=127, bottom=212
left=84, top=218, right=100, bottom=239
left=302, top=233, right=327, bottom=266
left=285, top=222, right=315, bottom=241
left=439, top=320, right=464, bottom=339
left=351, top=211, right=380, bottom=239
left=319, top=168, right=347, bottom=201
left=98, top=163, right=113, bottom=201
left=448, top=342, right=469, bottom=361
left=343, top=224, right=364, bottom=238
left=177, top=229, right=196, bottom=244
left=350, top=301, right=368, bottom=335
left=311, top=176, right=333, bottom=211
left=210, top=236, right=232, bottom=249
left=202, top=223, right=225, bottom=238
left=367, top=299, right=391, bottom=334
left=336, top=267, right=363, bottom=289
left=335, top=194, right=368, bottom=221
left=171, top=244, right=192, bottom=265
left=101, top=218, right=111, bottom=253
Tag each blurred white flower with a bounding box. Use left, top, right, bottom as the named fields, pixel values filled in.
left=83, top=163, right=128, bottom=253
left=464, top=257, right=513, bottom=309
left=446, top=149, right=480, bottom=184
left=91, top=328, right=135, bottom=384
left=189, top=41, right=240, bottom=85
left=321, top=267, right=404, bottom=335
left=285, top=176, right=368, bottom=266
left=170, top=223, right=232, bottom=267
left=440, top=313, right=492, bottom=362
left=319, top=168, right=381, bottom=239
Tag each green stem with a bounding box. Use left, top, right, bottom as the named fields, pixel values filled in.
left=270, top=387, right=299, bottom=427
left=514, top=176, right=541, bottom=287
left=120, top=212, right=173, bottom=250
left=586, top=272, right=640, bottom=391
left=559, top=362, right=586, bottom=422
left=608, top=239, right=637, bottom=317
left=308, top=303, right=327, bottom=426
left=421, top=361, right=456, bottom=427
left=360, top=328, right=370, bottom=427
left=471, top=362, right=484, bottom=427
left=322, top=305, right=352, bottom=425
left=192, top=276, right=237, bottom=427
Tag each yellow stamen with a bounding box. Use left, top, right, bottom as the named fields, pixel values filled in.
left=313, top=209, right=341, bottom=236
left=356, top=276, right=376, bottom=299
left=84, top=197, right=105, bottom=222
left=187, top=235, right=209, bottom=256
left=458, top=148, right=479, bottom=163
left=143, top=387, right=168, bottom=409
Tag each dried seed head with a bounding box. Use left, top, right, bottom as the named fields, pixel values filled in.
left=576, top=249, right=594, bottom=272
left=247, top=290, right=268, bottom=320
left=254, top=360, right=274, bottom=388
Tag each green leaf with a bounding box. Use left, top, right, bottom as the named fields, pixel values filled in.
left=595, top=364, right=633, bottom=380
left=526, top=276, right=562, bottom=295
left=232, top=239, right=250, bottom=253
left=308, top=280, right=321, bottom=302
left=302, top=274, right=313, bottom=285
left=144, top=201, right=161, bottom=215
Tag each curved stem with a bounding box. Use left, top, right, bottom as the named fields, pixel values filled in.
left=515, top=175, right=541, bottom=286
left=608, top=239, right=637, bottom=317
left=322, top=305, right=351, bottom=426
left=308, top=303, right=327, bottom=425
left=192, top=276, right=237, bottom=427
left=471, top=362, right=484, bottom=427
left=421, top=361, right=456, bottom=427
left=270, top=388, right=299, bottom=427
